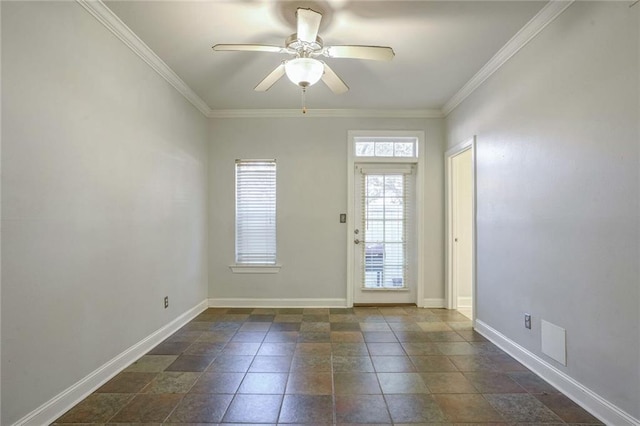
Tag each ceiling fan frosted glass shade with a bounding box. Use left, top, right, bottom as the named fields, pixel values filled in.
left=285, top=58, right=324, bottom=87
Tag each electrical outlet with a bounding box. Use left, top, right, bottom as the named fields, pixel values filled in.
left=164, top=296, right=169, bottom=309
left=339, top=213, right=347, bottom=223
left=524, top=313, right=531, bottom=329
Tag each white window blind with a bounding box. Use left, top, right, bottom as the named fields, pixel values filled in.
left=360, top=166, right=414, bottom=289
left=235, top=160, right=276, bottom=265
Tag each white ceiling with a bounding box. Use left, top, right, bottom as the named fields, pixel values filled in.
left=104, top=1, right=547, bottom=112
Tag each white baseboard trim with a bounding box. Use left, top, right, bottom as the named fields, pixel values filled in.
left=421, top=298, right=446, bottom=308
left=13, top=299, right=209, bottom=426
left=208, top=298, right=347, bottom=308
left=457, top=297, right=472, bottom=308
left=475, top=319, right=639, bottom=426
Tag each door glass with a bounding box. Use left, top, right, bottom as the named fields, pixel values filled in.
left=362, top=173, right=407, bottom=289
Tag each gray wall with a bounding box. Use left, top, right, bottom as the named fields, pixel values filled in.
left=1, top=2, right=209, bottom=424
left=208, top=117, right=445, bottom=305
left=446, top=2, right=639, bottom=418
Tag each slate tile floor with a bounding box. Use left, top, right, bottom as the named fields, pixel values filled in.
left=53, top=307, right=603, bottom=425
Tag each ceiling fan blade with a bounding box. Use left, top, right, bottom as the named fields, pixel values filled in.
left=296, top=8, right=322, bottom=43
left=254, top=63, right=286, bottom=92
left=325, top=45, right=395, bottom=61
left=321, top=63, right=349, bottom=94
left=213, top=44, right=285, bottom=53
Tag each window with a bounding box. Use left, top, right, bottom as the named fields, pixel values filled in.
left=234, top=160, right=277, bottom=270
left=354, top=136, right=418, bottom=158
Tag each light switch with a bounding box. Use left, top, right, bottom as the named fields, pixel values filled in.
left=339, top=213, right=346, bottom=223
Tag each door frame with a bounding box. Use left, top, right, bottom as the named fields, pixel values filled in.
left=346, top=130, right=426, bottom=307
left=445, top=136, right=477, bottom=321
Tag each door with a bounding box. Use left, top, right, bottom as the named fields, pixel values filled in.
left=353, top=164, right=416, bottom=304
left=451, top=148, right=473, bottom=318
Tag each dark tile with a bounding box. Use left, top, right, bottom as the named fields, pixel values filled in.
left=330, top=322, right=361, bottom=331
left=485, top=393, right=563, bottom=423
left=189, top=372, right=244, bottom=393
left=464, top=372, right=526, bottom=393
left=386, top=394, right=446, bottom=423
left=330, top=308, right=355, bottom=314
left=401, top=342, right=442, bottom=355
left=332, top=343, right=369, bottom=356
left=96, top=372, right=157, bottom=393
left=332, top=356, right=375, bottom=372
left=56, top=393, right=133, bottom=423
left=434, top=342, right=479, bottom=355
left=330, top=331, right=365, bottom=342
left=249, top=355, right=292, bottom=372
left=268, top=322, right=301, bottom=332
left=220, top=342, right=261, bottom=356
left=230, top=331, right=267, bottom=343
left=377, top=372, right=429, bottom=394
left=279, top=394, right=334, bottom=424
left=248, top=314, right=275, bottom=322
left=184, top=342, right=224, bottom=356
left=226, top=308, right=254, bottom=314
left=420, top=372, right=477, bottom=393
left=168, top=393, right=233, bottom=423
left=425, top=331, right=465, bottom=342
left=257, top=342, right=296, bottom=356
left=147, top=341, right=191, bottom=355
left=297, top=332, right=331, bottom=343
left=125, top=355, right=177, bottom=372
left=432, top=393, right=505, bottom=422
left=165, top=354, right=214, bottom=372
left=291, top=355, right=332, bottom=372
left=535, top=393, right=604, bottom=424
left=239, top=322, right=271, bottom=332
left=371, top=356, right=416, bottom=372
left=449, top=355, right=504, bottom=372
left=278, top=308, right=304, bottom=314
left=394, top=331, right=431, bottom=342
left=367, top=342, right=406, bottom=356
left=410, top=356, right=459, bottom=372
left=303, top=314, right=330, bottom=322
left=164, top=331, right=204, bottom=343
left=196, top=331, right=234, bottom=343
left=264, top=331, right=299, bottom=342
left=301, top=321, right=331, bottom=332
left=335, top=394, right=391, bottom=424
left=457, top=330, right=489, bottom=342
left=207, top=354, right=254, bottom=373
left=222, top=394, right=283, bottom=423
left=334, top=372, right=381, bottom=394
left=363, top=332, right=398, bottom=343
left=210, top=321, right=243, bottom=331
left=508, top=371, right=560, bottom=394
left=142, top=372, right=200, bottom=393
left=238, top=372, right=287, bottom=394
left=109, top=394, right=182, bottom=423
left=286, top=372, right=333, bottom=394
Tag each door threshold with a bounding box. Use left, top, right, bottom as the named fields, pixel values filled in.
left=353, top=303, right=417, bottom=307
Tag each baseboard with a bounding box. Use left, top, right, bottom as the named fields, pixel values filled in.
left=208, top=298, right=347, bottom=308
left=13, top=299, right=209, bottom=426
left=475, top=320, right=639, bottom=426
left=456, top=297, right=472, bottom=308
left=422, top=298, right=445, bottom=308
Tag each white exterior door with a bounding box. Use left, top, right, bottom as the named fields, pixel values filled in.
left=353, top=165, right=416, bottom=304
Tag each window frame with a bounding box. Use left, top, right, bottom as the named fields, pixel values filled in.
left=230, top=159, right=281, bottom=274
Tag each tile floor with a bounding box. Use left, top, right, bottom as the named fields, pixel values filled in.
left=53, top=307, right=603, bottom=425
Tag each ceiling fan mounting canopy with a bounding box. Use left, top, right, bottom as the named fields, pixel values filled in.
left=212, top=7, right=394, bottom=94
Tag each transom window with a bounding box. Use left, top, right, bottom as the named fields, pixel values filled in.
left=355, top=136, right=418, bottom=158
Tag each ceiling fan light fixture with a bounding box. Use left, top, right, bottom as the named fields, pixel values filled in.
left=285, top=57, right=324, bottom=88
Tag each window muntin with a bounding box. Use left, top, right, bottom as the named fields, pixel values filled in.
left=235, top=160, right=276, bottom=265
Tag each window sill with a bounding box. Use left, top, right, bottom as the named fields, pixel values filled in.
left=229, top=264, right=282, bottom=274
left=360, top=287, right=410, bottom=291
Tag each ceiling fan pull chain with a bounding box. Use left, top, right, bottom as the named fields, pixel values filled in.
left=301, top=87, right=307, bottom=114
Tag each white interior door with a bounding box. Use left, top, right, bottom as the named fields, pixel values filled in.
left=353, top=164, right=416, bottom=304
left=451, top=148, right=473, bottom=317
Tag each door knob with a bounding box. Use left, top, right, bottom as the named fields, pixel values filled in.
left=354, top=239, right=361, bottom=244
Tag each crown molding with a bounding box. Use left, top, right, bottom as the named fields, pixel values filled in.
left=76, top=0, right=213, bottom=117
left=208, top=109, right=444, bottom=119
left=442, top=0, right=574, bottom=116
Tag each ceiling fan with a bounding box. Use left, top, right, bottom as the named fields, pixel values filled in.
left=212, top=7, right=395, bottom=95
